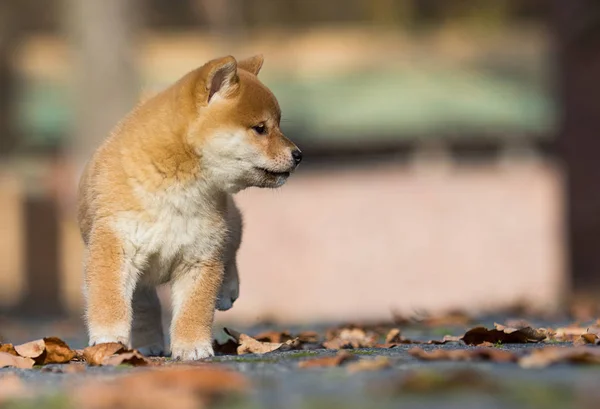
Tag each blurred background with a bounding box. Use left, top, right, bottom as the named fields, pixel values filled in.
left=0, top=0, right=597, bottom=325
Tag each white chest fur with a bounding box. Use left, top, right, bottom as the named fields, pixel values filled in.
left=113, top=182, right=228, bottom=284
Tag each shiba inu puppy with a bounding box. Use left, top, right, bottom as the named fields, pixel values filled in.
left=77, top=55, right=302, bottom=360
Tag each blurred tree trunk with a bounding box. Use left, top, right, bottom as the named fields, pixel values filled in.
left=0, top=1, right=19, bottom=157
left=553, top=0, right=600, bottom=294
left=63, top=0, right=140, bottom=172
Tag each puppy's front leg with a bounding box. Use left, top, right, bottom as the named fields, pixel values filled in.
left=170, top=259, right=223, bottom=360
left=85, top=226, right=139, bottom=347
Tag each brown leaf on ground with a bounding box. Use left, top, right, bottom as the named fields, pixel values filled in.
left=574, top=333, right=600, bottom=346
left=298, top=351, right=356, bottom=368
left=82, top=343, right=126, bottom=366
left=213, top=339, right=239, bottom=355
left=11, top=337, right=76, bottom=365
left=296, top=331, right=320, bottom=343
left=253, top=330, right=320, bottom=345
left=347, top=357, right=391, bottom=373
left=103, top=350, right=150, bottom=367
left=385, top=329, right=402, bottom=344
left=323, top=328, right=378, bottom=349
left=73, top=365, right=248, bottom=409
left=39, top=337, right=77, bottom=365
left=0, top=344, right=17, bottom=356
left=253, top=330, right=294, bottom=343
left=409, top=347, right=517, bottom=363
left=223, top=328, right=293, bottom=355
left=519, top=347, right=600, bottom=368
left=0, top=352, right=35, bottom=369
left=549, top=323, right=600, bottom=342
left=461, top=324, right=546, bottom=345
left=0, top=374, right=28, bottom=404
left=14, top=339, right=45, bottom=360
left=386, top=368, right=500, bottom=394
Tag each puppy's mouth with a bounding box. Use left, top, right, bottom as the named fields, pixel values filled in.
left=255, top=167, right=291, bottom=178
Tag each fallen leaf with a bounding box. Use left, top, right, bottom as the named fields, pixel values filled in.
left=347, top=357, right=391, bottom=373
left=0, top=344, right=17, bottom=356
left=82, top=343, right=126, bottom=366
left=574, top=333, right=600, bottom=346
left=213, top=339, right=239, bottom=355
left=39, top=337, right=77, bottom=364
left=298, top=351, right=356, bottom=368
left=102, top=350, right=150, bottom=367
left=0, top=352, right=35, bottom=369
left=14, top=339, right=45, bottom=360
left=73, top=366, right=248, bottom=409
left=461, top=324, right=546, bottom=345
left=253, top=330, right=294, bottom=343
left=296, top=331, right=320, bottom=343
left=409, top=347, right=517, bottom=363
left=223, top=328, right=292, bottom=355
left=323, top=328, right=378, bottom=349
left=385, top=329, right=402, bottom=344
left=519, top=347, right=600, bottom=368
left=549, top=323, right=600, bottom=342
left=253, top=330, right=320, bottom=346
left=388, top=368, right=500, bottom=394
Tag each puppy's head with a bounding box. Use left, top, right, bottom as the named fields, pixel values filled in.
left=188, top=55, right=301, bottom=193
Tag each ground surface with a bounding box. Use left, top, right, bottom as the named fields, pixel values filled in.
left=1, top=315, right=600, bottom=409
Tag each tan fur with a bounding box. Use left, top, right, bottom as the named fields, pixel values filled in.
left=77, top=54, right=301, bottom=360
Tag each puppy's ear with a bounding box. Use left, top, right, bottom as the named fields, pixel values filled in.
left=237, top=54, right=264, bottom=76
left=199, top=56, right=239, bottom=103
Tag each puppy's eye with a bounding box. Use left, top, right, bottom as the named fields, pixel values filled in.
left=252, top=124, right=267, bottom=135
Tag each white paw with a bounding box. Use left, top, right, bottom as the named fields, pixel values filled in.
left=89, top=335, right=129, bottom=347
left=171, top=341, right=214, bottom=361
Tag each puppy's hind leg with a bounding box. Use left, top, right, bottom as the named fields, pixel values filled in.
left=131, top=285, right=165, bottom=356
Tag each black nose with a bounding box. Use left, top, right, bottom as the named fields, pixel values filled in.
left=292, top=149, right=303, bottom=165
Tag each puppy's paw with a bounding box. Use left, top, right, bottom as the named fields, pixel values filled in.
left=171, top=341, right=214, bottom=361
left=89, top=335, right=129, bottom=347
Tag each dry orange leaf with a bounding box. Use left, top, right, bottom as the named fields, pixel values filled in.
left=213, top=339, right=239, bottom=355
left=385, top=329, right=402, bottom=344
left=74, top=366, right=248, bottom=409
left=0, top=344, right=17, bottom=356
left=519, top=347, right=600, bottom=368
left=103, top=350, right=150, bottom=367
left=0, top=352, right=35, bottom=369
left=14, top=339, right=45, bottom=360
left=223, top=328, right=301, bottom=355
left=39, top=337, right=77, bottom=365
left=574, top=333, right=600, bottom=346
left=347, top=356, right=391, bottom=373
left=253, top=331, right=294, bottom=343
left=323, top=328, right=378, bottom=349
left=82, top=343, right=126, bottom=366
left=298, top=351, right=356, bottom=368
left=461, top=324, right=546, bottom=346
left=409, top=347, right=517, bottom=363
